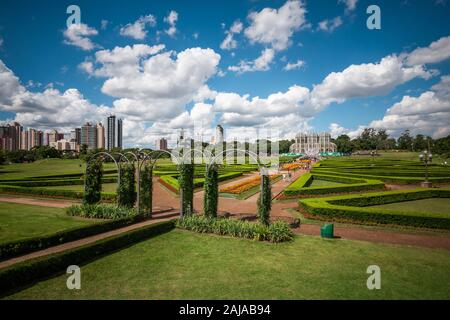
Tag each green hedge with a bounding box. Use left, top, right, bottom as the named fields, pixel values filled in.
left=283, top=173, right=385, bottom=197
left=0, top=177, right=117, bottom=187
left=0, top=220, right=175, bottom=297
left=299, top=189, right=450, bottom=229
left=0, top=184, right=116, bottom=200
left=160, top=171, right=243, bottom=193
left=66, top=203, right=137, bottom=219
left=0, top=169, right=118, bottom=183
left=176, top=215, right=293, bottom=243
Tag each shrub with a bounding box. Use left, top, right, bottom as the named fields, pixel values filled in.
left=175, top=215, right=293, bottom=243
left=257, top=174, right=272, bottom=226
left=179, top=163, right=194, bottom=216
left=140, top=165, right=153, bottom=215
left=66, top=203, right=136, bottom=219
left=204, top=164, right=218, bottom=217
left=117, top=164, right=136, bottom=208
left=83, top=157, right=103, bottom=205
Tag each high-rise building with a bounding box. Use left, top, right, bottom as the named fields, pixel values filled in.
left=70, top=128, right=81, bottom=144
left=106, top=115, right=123, bottom=150
left=47, top=129, right=58, bottom=146
left=96, top=123, right=105, bottom=149
left=81, top=122, right=97, bottom=150
left=26, top=128, right=43, bottom=150
left=155, top=138, right=168, bottom=150
left=0, top=122, right=22, bottom=151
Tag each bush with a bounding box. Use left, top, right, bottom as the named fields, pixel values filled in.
left=0, top=220, right=175, bottom=296
left=257, top=174, right=271, bottom=226
left=203, top=164, right=218, bottom=217
left=140, top=166, right=153, bottom=214
left=117, top=164, right=136, bottom=208
left=299, top=188, right=450, bottom=229
left=83, top=158, right=103, bottom=205
left=66, top=203, right=136, bottom=219
left=176, top=215, right=293, bottom=243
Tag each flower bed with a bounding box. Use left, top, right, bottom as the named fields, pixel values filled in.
left=281, top=163, right=303, bottom=171
left=219, top=174, right=281, bottom=200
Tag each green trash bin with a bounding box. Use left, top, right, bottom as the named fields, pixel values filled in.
left=321, top=224, right=334, bottom=239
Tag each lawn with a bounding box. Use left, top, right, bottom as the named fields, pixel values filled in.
left=5, top=229, right=450, bottom=299
left=369, top=198, right=450, bottom=215
left=0, top=202, right=96, bottom=244
left=308, top=179, right=346, bottom=188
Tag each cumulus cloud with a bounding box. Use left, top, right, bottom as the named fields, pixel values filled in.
left=220, top=20, right=243, bottom=50
left=244, top=0, right=307, bottom=51
left=406, top=35, right=450, bottom=66
left=120, top=15, right=156, bottom=40
left=317, top=16, right=342, bottom=33
left=228, top=48, right=275, bottom=73
left=81, top=46, right=220, bottom=122
left=164, top=10, right=178, bottom=37
left=63, top=23, right=99, bottom=51
left=309, top=55, right=433, bottom=111
left=283, top=59, right=305, bottom=71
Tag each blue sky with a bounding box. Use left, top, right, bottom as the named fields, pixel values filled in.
left=1, top=0, right=450, bottom=147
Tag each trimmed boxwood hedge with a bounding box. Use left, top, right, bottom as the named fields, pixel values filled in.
left=299, top=188, right=450, bottom=229
left=0, top=177, right=117, bottom=187
left=0, top=184, right=116, bottom=200
left=0, top=211, right=153, bottom=261
left=283, top=173, right=385, bottom=197
left=0, top=220, right=175, bottom=297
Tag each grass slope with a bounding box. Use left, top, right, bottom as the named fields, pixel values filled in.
left=6, top=230, right=450, bottom=300
left=369, top=198, right=450, bottom=215
left=0, top=202, right=95, bottom=244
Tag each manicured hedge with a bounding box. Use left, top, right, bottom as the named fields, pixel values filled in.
left=0, top=212, right=153, bottom=261
left=0, top=220, right=175, bottom=297
left=0, top=177, right=117, bottom=187
left=299, top=189, right=450, bottom=229
left=176, top=215, right=293, bottom=243
left=0, top=169, right=118, bottom=183
left=0, top=184, right=116, bottom=200
left=283, top=173, right=385, bottom=197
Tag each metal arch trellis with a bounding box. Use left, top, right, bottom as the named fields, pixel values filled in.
left=84, top=151, right=130, bottom=201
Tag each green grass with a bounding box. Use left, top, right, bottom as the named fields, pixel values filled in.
left=308, top=179, right=346, bottom=188
left=0, top=202, right=96, bottom=244
left=369, top=198, right=450, bottom=215
left=5, top=229, right=450, bottom=299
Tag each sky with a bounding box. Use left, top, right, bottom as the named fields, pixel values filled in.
left=0, top=0, right=450, bottom=148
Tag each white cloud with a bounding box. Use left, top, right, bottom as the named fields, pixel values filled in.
left=309, top=55, right=433, bottom=111
left=228, top=48, right=275, bottom=73
left=283, top=59, right=305, bottom=71
left=164, top=10, right=178, bottom=37
left=244, top=0, right=307, bottom=51
left=63, top=23, right=99, bottom=51
left=81, top=46, right=220, bottom=122
left=220, top=20, right=243, bottom=50
left=120, top=14, right=156, bottom=40
left=317, top=16, right=342, bottom=33
left=339, top=0, right=358, bottom=12
left=406, top=35, right=450, bottom=66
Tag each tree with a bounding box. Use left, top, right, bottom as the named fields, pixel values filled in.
left=335, top=135, right=354, bottom=154
left=397, top=130, right=413, bottom=150
left=279, top=139, right=295, bottom=154
left=117, top=164, right=136, bottom=208
left=359, top=128, right=378, bottom=150
left=413, top=134, right=427, bottom=151
left=203, top=164, right=218, bottom=217
left=257, top=171, right=272, bottom=226
left=83, top=157, right=103, bottom=205
left=375, top=129, right=389, bottom=150
left=178, top=163, right=194, bottom=216
left=140, top=165, right=153, bottom=215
